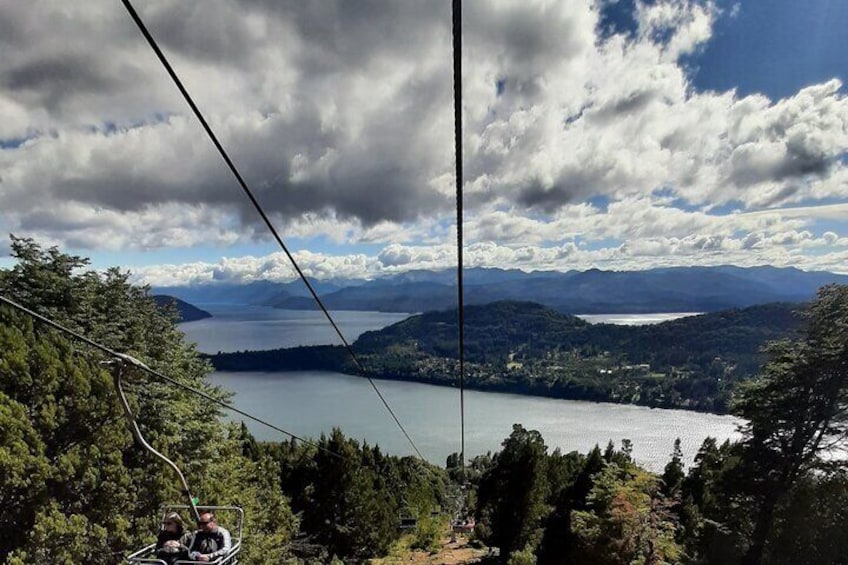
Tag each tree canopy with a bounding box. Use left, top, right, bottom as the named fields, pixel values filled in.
left=0, top=237, right=297, bottom=563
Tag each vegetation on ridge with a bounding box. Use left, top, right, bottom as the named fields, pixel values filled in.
left=152, top=295, right=213, bottom=323
left=211, top=300, right=804, bottom=413
left=462, top=282, right=848, bottom=564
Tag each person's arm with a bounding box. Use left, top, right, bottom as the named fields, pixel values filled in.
left=205, top=529, right=232, bottom=560
left=187, top=532, right=203, bottom=560
left=154, top=532, right=165, bottom=550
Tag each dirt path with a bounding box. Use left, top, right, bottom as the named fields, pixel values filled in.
left=371, top=535, right=489, bottom=564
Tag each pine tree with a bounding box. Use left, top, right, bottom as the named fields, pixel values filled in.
left=662, top=438, right=684, bottom=497
left=477, top=424, right=551, bottom=561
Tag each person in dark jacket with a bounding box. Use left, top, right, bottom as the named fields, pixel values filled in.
left=188, top=512, right=232, bottom=562
left=155, top=512, right=190, bottom=564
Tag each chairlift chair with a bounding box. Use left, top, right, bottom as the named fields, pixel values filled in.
left=109, top=358, right=245, bottom=565
left=451, top=516, right=475, bottom=535
left=398, top=508, right=418, bottom=530
left=126, top=505, right=244, bottom=565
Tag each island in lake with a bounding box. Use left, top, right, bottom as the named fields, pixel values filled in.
left=207, top=300, right=804, bottom=413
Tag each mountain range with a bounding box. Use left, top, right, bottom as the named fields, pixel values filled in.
left=154, top=265, right=848, bottom=314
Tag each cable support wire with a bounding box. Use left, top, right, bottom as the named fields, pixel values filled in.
left=119, top=0, right=423, bottom=460
left=0, top=294, right=342, bottom=461
left=452, top=0, right=467, bottom=472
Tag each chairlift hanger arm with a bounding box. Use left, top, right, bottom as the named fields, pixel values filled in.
left=108, top=360, right=201, bottom=522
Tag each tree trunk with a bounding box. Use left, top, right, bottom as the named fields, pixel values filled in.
left=742, top=492, right=779, bottom=565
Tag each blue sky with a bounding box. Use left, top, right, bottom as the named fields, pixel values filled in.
left=1, top=0, right=847, bottom=283
left=691, top=0, right=847, bottom=98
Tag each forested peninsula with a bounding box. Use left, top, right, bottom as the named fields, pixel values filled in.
left=209, top=300, right=804, bottom=413
left=153, top=294, right=212, bottom=322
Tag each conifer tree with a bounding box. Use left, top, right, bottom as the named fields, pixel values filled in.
left=477, top=424, right=551, bottom=561
left=662, top=438, right=685, bottom=497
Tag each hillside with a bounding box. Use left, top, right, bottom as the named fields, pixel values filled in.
left=152, top=295, right=213, bottom=322
left=210, top=300, right=805, bottom=412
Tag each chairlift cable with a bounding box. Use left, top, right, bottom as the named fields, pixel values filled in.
left=119, top=0, right=423, bottom=460
left=452, top=0, right=467, bottom=473
left=0, top=294, right=343, bottom=461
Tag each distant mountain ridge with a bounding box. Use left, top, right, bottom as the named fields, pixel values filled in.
left=155, top=265, right=848, bottom=314
left=153, top=279, right=348, bottom=306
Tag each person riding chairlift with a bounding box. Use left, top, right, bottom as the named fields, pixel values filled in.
left=155, top=512, right=191, bottom=565
left=187, top=511, right=232, bottom=562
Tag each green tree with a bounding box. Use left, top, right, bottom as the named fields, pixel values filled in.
left=295, top=428, right=398, bottom=559
left=477, top=424, right=551, bottom=561
left=0, top=390, right=50, bottom=558
left=6, top=504, right=109, bottom=564
left=679, top=437, right=746, bottom=565
left=0, top=308, right=136, bottom=563
left=765, top=468, right=848, bottom=565
left=571, top=462, right=682, bottom=565
left=662, top=438, right=684, bottom=498
left=507, top=545, right=538, bottom=565
left=734, top=285, right=848, bottom=565
left=536, top=449, right=586, bottom=564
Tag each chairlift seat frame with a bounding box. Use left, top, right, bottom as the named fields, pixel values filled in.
left=126, top=505, right=244, bottom=565
left=397, top=508, right=418, bottom=530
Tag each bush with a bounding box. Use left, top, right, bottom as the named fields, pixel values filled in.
left=410, top=516, right=443, bottom=553
left=507, top=545, right=537, bottom=565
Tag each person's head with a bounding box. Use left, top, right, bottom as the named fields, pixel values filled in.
left=162, top=512, right=184, bottom=534
left=197, top=512, right=217, bottom=533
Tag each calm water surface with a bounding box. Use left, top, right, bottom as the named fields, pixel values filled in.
left=208, top=371, right=741, bottom=472
left=188, top=305, right=740, bottom=471
left=578, top=312, right=702, bottom=325
left=180, top=304, right=410, bottom=353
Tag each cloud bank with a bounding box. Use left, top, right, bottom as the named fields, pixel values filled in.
left=1, top=0, right=846, bottom=281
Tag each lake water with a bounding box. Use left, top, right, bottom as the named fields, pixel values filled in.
left=208, top=371, right=740, bottom=472
left=577, top=312, right=701, bottom=325
left=180, top=304, right=410, bottom=353
left=187, top=305, right=740, bottom=471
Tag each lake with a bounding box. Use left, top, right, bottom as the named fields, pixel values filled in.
left=180, top=304, right=410, bottom=353
left=208, top=370, right=740, bottom=472
left=577, top=312, right=702, bottom=325
left=186, top=305, right=740, bottom=471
